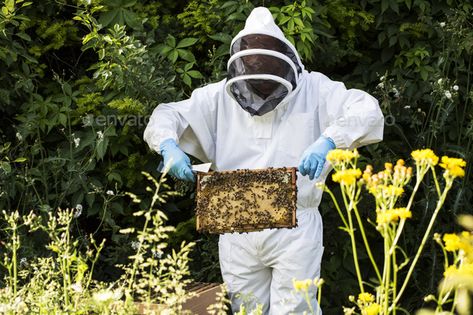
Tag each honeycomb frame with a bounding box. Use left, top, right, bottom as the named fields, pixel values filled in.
left=195, top=167, right=297, bottom=233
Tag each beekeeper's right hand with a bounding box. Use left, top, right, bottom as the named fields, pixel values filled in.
left=159, top=138, right=195, bottom=182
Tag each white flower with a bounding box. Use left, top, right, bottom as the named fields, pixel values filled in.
left=152, top=249, right=163, bottom=259
left=93, top=290, right=114, bottom=303
left=16, top=132, right=22, bottom=141
left=377, top=82, right=384, bottom=89
left=72, top=133, right=81, bottom=148
left=70, top=282, right=83, bottom=293
left=74, top=204, right=83, bottom=218
left=380, top=75, right=385, bottom=81
left=106, top=190, right=114, bottom=196
left=19, top=257, right=28, bottom=268
left=392, top=87, right=400, bottom=98
left=96, top=131, right=104, bottom=140
left=404, top=105, right=411, bottom=109
left=440, top=22, right=446, bottom=27
left=131, top=241, right=140, bottom=250
left=438, top=78, right=443, bottom=85
left=453, top=85, right=459, bottom=91
left=445, top=90, right=452, bottom=99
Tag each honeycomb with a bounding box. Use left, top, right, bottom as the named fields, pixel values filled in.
left=195, top=167, right=297, bottom=233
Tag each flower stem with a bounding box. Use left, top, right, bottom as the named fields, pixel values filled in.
left=389, top=172, right=425, bottom=256
left=352, top=203, right=382, bottom=283
left=393, top=180, right=452, bottom=306
left=324, top=186, right=349, bottom=228
left=346, top=194, right=364, bottom=293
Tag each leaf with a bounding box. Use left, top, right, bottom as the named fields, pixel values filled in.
left=156, top=44, right=173, bottom=56
left=99, top=10, right=118, bottom=27
left=182, top=73, right=191, bottom=87
left=0, top=162, right=11, bottom=174
left=188, top=70, right=203, bottom=79
left=169, top=49, right=178, bottom=63
left=16, top=32, right=31, bottom=41
left=279, top=15, right=291, bottom=25
left=13, top=157, right=27, bottom=163
left=177, top=49, right=195, bottom=63
left=176, top=37, right=198, bottom=48
left=165, top=35, right=176, bottom=48
left=123, top=9, right=142, bottom=30
left=208, top=33, right=232, bottom=44
left=184, top=62, right=193, bottom=71
left=96, top=137, right=109, bottom=160
left=62, top=82, right=72, bottom=96
left=390, top=0, right=400, bottom=14
left=58, top=113, right=67, bottom=127
left=98, top=48, right=105, bottom=60
left=381, top=0, right=389, bottom=13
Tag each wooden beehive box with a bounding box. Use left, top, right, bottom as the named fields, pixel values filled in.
left=195, top=167, right=297, bottom=233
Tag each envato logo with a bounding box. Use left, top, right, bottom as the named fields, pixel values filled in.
left=81, top=113, right=396, bottom=128
left=82, top=114, right=151, bottom=127
left=324, top=115, right=395, bottom=128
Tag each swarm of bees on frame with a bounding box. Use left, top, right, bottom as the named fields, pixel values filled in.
left=195, top=167, right=298, bottom=233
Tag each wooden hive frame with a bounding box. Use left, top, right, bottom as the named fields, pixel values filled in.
left=195, top=167, right=297, bottom=233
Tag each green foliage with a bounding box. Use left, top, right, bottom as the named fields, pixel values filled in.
left=0, top=174, right=197, bottom=314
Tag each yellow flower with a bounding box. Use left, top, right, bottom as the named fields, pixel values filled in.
left=292, top=279, right=312, bottom=292
left=411, top=149, right=439, bottom=167
left=394, top=207, right=412, bottom=220
left=376, top=208, right=411, bottom=225
left=443, top=233, right=462, bottom=252
left=332, top=169, right=362, bottom=185
left=444, top=263, right=473, bottom=278
left=439, top=156, right=466, bottom=178
left=369, top=184, right=404, bottom=199
left=327, top=149, right=359, bottom=165
left=358, top=292, right=375, bottom=304
left=361, top=303, right=380, bottom=315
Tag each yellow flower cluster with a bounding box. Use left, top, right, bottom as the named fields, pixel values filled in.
left=443, top=231, right=473, bottom=258
left=292, top=277, right=324, bottom=292
left=361, top=303, right=380, bottom=315
left=362, top=159, right=411, bottom=206
left=439, top=156, right=466, bottom=178
left=444, top=263, right=473, bottom=278
left=357, top=292, right=375, bottom=304
left=332, top=169, right=362, bottom=185
left=376, top=208, right=412, bottom=226
left=411, top=149, right=439, bottom=167
left=375, top=185, right=404, bottom=197
left=292, top=279, right=312, bottom=292
left=327, top=149, right=359, bottom=166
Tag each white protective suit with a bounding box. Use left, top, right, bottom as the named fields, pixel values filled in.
left=144, top=7, right=384, bottom=314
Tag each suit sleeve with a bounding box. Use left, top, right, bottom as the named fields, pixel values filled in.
left=316, top=73, right=384, bottom=149
left=143, top=81, right=221, bottom=164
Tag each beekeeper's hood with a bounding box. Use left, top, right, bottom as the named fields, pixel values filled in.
left=226, top=7, right=304, bottom=116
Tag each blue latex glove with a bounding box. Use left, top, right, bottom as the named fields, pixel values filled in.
left=159, top=139, right=195, bottom=182
left=298, top=136, right=336, bottom=180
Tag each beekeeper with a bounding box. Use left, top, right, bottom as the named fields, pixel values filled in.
left=144, top=6, right=384, bottom=314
